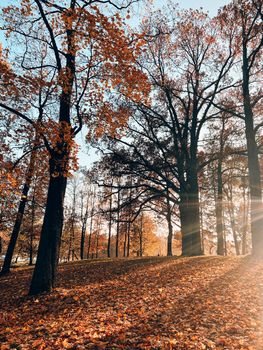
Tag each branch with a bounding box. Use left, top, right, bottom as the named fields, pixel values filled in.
left=0, top=102, right=52, bottom=153
left=34, top=0, right=62, bottom=71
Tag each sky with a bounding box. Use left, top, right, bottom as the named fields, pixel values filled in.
left=175, top=0, right=231, bottom=16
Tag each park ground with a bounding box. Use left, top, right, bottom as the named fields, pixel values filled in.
left=0, top=256, right=263, bottom=349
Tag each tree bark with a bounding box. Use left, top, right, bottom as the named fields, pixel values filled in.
left=29, top=8, right=76, bottom=293
left=123, top=227, right=127, bottom=257
left=139, top=214, right=143, bottom=257
left=216, top=159, right=224, bottom=255
left=29, top=196, right=35, bottom=266
left=80, top=202, right=88, bottom=260
left=127, top=220, right=131, bottom=257
left=29, top=158, right=67, bottom=295
left=107, top=187, right=112, bottom=258
left=179, top=172, right=202, bottom=256
left=242, top=29, right=263, bottom=256
left=87, top=212, right=94, bottom=259
left=241, top=180, right=248, bottom=255
left=166, top=189, right=173, bottom=256
left=115, top=185, right=121, bottom=258
left=228, top=201, right=240, bottom=256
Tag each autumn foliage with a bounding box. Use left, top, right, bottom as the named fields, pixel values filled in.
left=0, top=1, right=262, bottom=348
left=1, top=256, right=263, bottom=349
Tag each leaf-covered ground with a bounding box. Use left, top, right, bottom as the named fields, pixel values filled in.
left=1, top=256, right=263, bottom=350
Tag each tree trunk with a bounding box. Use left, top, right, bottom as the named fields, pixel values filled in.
left=166, top=189, right=173, bottom=256
left=1, top=183, right=30, bottom=274
left=127, top=220, right=131, bottom=257
left=1, top=147, right=37, bottom=275
left=199, top=191, right=204, bottom=253
left=107, top=188, right=112, bottom=258
left=179, top=178, right=202, bottom=256
left=216, top=118, right=226, bottom=256
left=241, top=181, right=248, bottom=255
left=80, top=227, right=86, bottom=259
left=115, top=186, right=121, bottom=258
left=242, top=33, right=263, bottom=256
left=87, top=213, right=93, bottom=259
left=223, top=214, right=227, bottom=255
left=80, top=194, right=88, bottom=260
left=29, top=196, right=35, bottom=266
left=216, top=159, right=224, bottom=255
left=28, top=4, right=76, bottom=294
left=29, top=232, right=33, bottom=266
left=71, top=223, right=75, bottom=261
left=96, top=233, right=99, bottom=258
left=139, top=214, right=143, bottom=257
left=67, top=232, right=72, bottom=262
left=123, top=228, right=127, bottom=257
left=228, top=204, right=240, bottom=256
left=226, top=184, right=240, bottom=256
left=127, top=189, right=132, bottom=258
left=29, top=159, right=67, bottom=295
left=87, top=189, right=95, bottom=259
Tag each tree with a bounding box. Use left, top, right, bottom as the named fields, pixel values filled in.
left=0, top=0, right=149, bottom=294
left=103, top=7, right=236, bottom=256
left=129, top=212, right=158, bottom=257
left=1, top=116, right=45, bottom=275
left=218, top=0, right=263, bottom=255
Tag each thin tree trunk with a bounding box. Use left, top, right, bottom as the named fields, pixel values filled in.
left=123, top=228, right=127, bottom=257
left=87, top=188, right=95, bottom=259
left=139, top=214, right=143, bottom=257
left=127, top=221, right=131, bottom=257
left=87, top=212, right=94, bottom=259
left=115, top=184, right=121, bottom=258
left=71, top=216, right=76, bottom=261
left=127, top=188, right=132, bottom=258
left=215, top=161, right=224, bottom=255
left=107, top=186, right=112, bottom=258
left=226, top=186, right=240, bottom=256
left=1, top=146, right=38, bottom=275
left=199, top=190, right=204, bottom=253
left=96, top=230, right=99, bottom=259
left=95, top=217, right=101, bottom=259
left=228, top=205, right=240, bottom=256
left=223, top=214, right=227, bottom=256
left=166, top=188, right=173, bottom=257
left=80, top=195, right=89, bottom=260
left=29, top=196, right=35, bottom=266
left=241, top=180, right=248, bottom=255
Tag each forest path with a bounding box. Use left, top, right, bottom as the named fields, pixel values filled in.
left=0, top=256, right=263, bottom=349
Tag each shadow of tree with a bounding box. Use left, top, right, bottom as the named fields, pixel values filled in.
left=1, top=256, right=262, bottom=350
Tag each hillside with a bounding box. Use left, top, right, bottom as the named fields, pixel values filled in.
left=0, top=256, right=263, bottom=349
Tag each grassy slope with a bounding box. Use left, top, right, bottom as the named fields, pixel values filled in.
left=0, top=256, right=263, bottom=350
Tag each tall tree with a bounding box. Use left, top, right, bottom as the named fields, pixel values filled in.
left=218, top=0, right=263, bottom=255
left=0, top=0, right=149, bottom=294
left=104, top=8, right=236, bottom=256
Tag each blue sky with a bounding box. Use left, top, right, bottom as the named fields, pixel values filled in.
left=176, top=0, right=231, bottom=16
